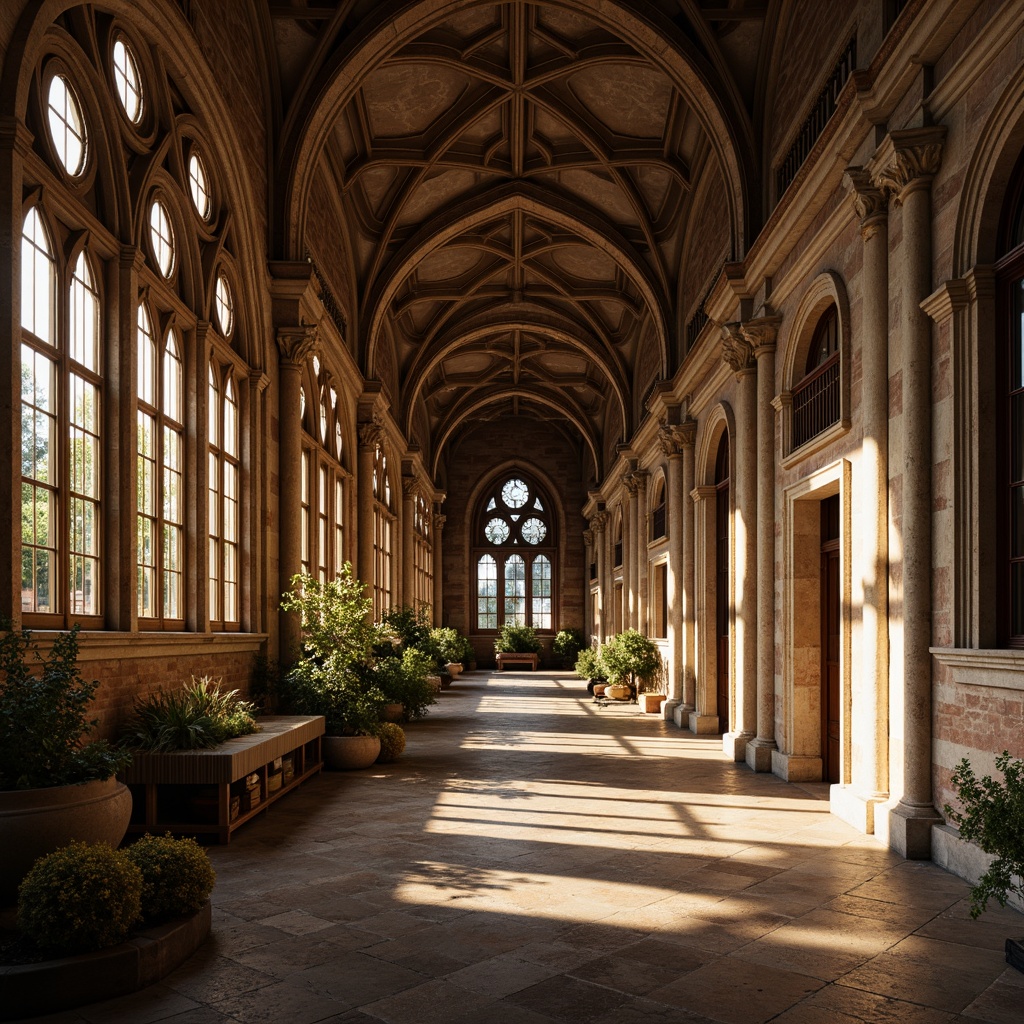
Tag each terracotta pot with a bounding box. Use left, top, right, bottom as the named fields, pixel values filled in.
left=426, top=674, right=442, bottom=694
left=592, top=683, right=607, bottom=697
left=445, top=663, right=463, bottom=677
left=0, top=777, right=132, bottom=905
left=383, top=703, right=405, bottom=722
left=322, top=735, right=382, bottom=770
left=606, top=683, right=631, bottom=700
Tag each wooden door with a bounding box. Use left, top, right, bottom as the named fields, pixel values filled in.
left=820, top=496, right=840, bottom=782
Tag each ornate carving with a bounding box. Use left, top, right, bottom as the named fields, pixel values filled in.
left=871, top=130, right=945, bottom=207
left=657, top=425, right=682, bottom=457
left=623, top=472, right=640, bottom=496
left=673, top=419, right=697, bottom=449
left=277, top=324, right=319, bottom=365
left=432, top=513, right=446, bottom=532
left=358, top=417, right=385, bottom=449
left=721, top=322, right=754, bottom=374
left=843, top=166, right=887, bottom=232
left=590, top=511, right=608, bottom=533
left=740, top=316, right=780, bottom=358
left=582, top=529, right=594, bottom=547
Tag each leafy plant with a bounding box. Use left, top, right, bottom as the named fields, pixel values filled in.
left=125, top=834, right=215, bottom=922
left=944, top=750, right=1024, bottom=919
left=430, top=626, right=471, bottom=665
left=17, top=841, right=142, bottom=954
left=574, top=647, right=606, bottom=681
left=376, top=722, right=406, bottom=763
left=376, top=605, right=432, bottom=657
left=600, top=630, right=661, bottom=689
left=250, top=654, right=283, bottom=713
left=553, top=628, right=586, bottom=667
left=494, top=623, right=541, bottom=655
left=121, top=676, right=259, bottom=752
left=280, top=658, right=385, bottom=737
left=0, top=624, right=131, bottom=790
left=365, top=648, right=437, bottom=721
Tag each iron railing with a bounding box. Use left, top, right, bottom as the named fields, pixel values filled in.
left=792, top=355, right=840, bottom=449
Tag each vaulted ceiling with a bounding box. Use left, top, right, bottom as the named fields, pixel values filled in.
left=270, top=1, right=773, bottom=481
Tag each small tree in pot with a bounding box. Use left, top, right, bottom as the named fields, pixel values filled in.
left=599, top=630, right=660, bottom=701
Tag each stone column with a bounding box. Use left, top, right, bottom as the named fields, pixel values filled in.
left=689, top=484, right=720, bottom=734
left=245, top=371, right=270, bottom=634
left=634, top=470, right=649, bottom=633
left=591, top=511, right=607, bottom=642
left=722, top=324, right=757, bottom=760
left=277, top=325, right=319, bottom=660
left=678, top=421, right=697, bottom=724
left=872, top=128, right=945, bottom=858
left=624, top=473, right=639, bottom=629
left=837, top=166, right=891, bottom=833
left=743, top=317, right=780, bottom=772
left=659, top=426, right=685, bottom=720
left=357, top=418, right=384, bottom=607
left=402, top=480, right=417, bottom=610
left=432, top=512, right=445, bottom=626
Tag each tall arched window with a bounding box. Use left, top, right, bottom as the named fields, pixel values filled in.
left=473, top=474, right=555, bottom=632
left=413, top=493, right=433, bottom=613
left=20, top=206, right=103, bottom=624
left=208, top=364, right=239, bottom=627
left=373, top=445, right=394, bottom=617
left=793, top=305, right=840, bottom=448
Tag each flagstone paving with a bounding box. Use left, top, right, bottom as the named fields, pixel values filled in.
left=20, top=671, right=1024, bottom=1023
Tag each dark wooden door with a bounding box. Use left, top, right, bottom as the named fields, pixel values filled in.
left=715, top=437, right=730, bottom=734
left=820, top=496, right=840, bottom=783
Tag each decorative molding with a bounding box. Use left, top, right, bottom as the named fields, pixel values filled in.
left=721, top=322, right=755, bottom=374
left=358, top=417, right=385, bottom=449
left=741, top=315, right=781, bottom=358
left=843, top=165, right=888, bottom=239
left=590, top=511, right=608, bottom=533
left=930, top=648, right=1024, bottom=692
left=921, top=279, right=972, bottom=325
left=657, top=425, right=683, bottom=457
left=276, top=324, right=319, bottom=365
left=432, top=513, right=447, bottom=532
left=582, top=529, right=594, bottom=547
left=248, top=371, right=270, bottom=394
left=870, top=127, right=946, bottom=207
left=673, top=419, right=697, bottom=449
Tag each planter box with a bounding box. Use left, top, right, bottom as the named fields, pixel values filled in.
left=640, top=693, right=667, bottom=714
left=122, top=716, right=324, bottom=843
left=496, top=652, right=538, bottom=671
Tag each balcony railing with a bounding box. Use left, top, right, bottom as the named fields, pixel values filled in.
left=792, top=355, right=840, bottom=449
left=650, top=504, right=666, bottom=541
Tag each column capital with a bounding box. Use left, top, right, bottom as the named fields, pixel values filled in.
left=119, top=244, right=146, bottom=273
left=624, top=469, right=648, bottom=496
left=740, top=316, right=781, bottom=359
left=583, top=529, right=594, bottom=547
left=844, top=165, right=888, bottom=239
left=657, top=424, right=683, bottom=458
left=277, top=324, right=319, bottom=366
left=870, top=126, right=946, bottom=208
left=432, top=513, right=446, bottom=532
left=721, top=322, right=755, bottom=375
left=674, top=419, right=697, bottom=449
left=358, top=416, right=385, bottom=450
left=589, top=510, right=608, bottom=533
left=691, top=484, right=717, bottom=503
left=248, top=371, right=271, bottom=394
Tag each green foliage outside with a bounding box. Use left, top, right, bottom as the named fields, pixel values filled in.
left=125, top=834, right=216, bottom=922
left=376, top=722, right=406, bottom=763
left=0, top=624, right=131, bottom=790
left=553, top=628, right=586, bottom=667
left=945, top=750, right=1024, bottom=919
left=121, top=676, right=260, bottom=752
left=18, top=841, right=142, bottom=954
left=494, top=623, right=541, bottom=654
left=599, top=630, right=661, bottom=688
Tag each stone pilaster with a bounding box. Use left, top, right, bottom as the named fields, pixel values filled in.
left=658, top=426, right=685, bottom=720
left=432, top=512, right=446, bottom=626
left=357, top=417, right=385, bottom=605
left=676, top=421, right=697, bottom=726
left=871, top=128, right=945, bottom=858
left=590, top=511, right=608, bottom=641
left=624, top=471, right=641, bottom=630
left=689, top=484, right=721, bottom=734
left=721, top=324, right=757, bottom=760
left=245, top=371, right=270, bottom=635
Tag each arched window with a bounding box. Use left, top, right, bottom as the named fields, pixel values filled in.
left=208, top=365, right=239, bottom=627
left=997, top=150, right=1024, bottom=645
left=473, top=474, right=555, bottom=632
left=413, top=492, right=433, bottom=614
left=793, top=305, right=840, bottom=448
left=20, top=207, right=103, bottom=623
left=373, top=445, right=394, bottom=617
left=649, top=477, right=666, bottom=541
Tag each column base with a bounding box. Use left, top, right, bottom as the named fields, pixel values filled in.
left=723, top=731, right=755, bottom=761
left=771, top=750, right=822, bottom=782
left=669, top=702, right=694, bottom=728
left=661, top=699, right=681, bottom=723
left=879, top=800, right=941, bottom=859
left=745, top=738, right=776, bottom=773
left=829, top=785, right=888, bottom=834
left=688, top=712, right=719, bottom=735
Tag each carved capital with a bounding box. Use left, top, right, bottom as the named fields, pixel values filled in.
left=277, top=324, right=319, bottom=366
left=673, top=419, right=697, bottom=449
left=358, top=417, right=385, bottom=450
left=248, top=371, right=270, bottom=394
left=590, top=511, right=608, bottom=534
left=623, top=472, right=640, bottom=497
left=657, top=424, right=683, bottom=457
left=721, top=322, right=755, bottom=374
left=871, top=128, right=945, bottom=207
left=432, top=513, right=447, bottom=532
left=844, top=166, right=888, bottom=234
left=582, top=529, right=594, bottom=547
left=740, top=315, right=780, bottom=358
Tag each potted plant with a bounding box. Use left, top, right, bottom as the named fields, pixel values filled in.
left=944, top=750, right=1024, bottom=971
left=363, top=647, right=437, bottom=722
left=430, top=626, right=470, bottom=678
left=553, top=628, right=586, bottom=669
left=0, top=624, right=133, bottom=904
left=575, top=646, right=607, bottom=696
left=280, top=567, right=386, bottom=769
left=599, top=629, right=661, bottom=701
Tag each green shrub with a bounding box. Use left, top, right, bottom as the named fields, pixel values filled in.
left=574, top=647, right=606, bottom=681
left=429, top=627, right=471, bottom=666
left=125, top=834, right=216, bottom=922
left=553, top=628, right=586, bottom=667
left=122, top=676, right=259, bottom=751
left=600, top=630, right=661, bottom=687
left=945, top=751, right=1024, bottom=918
left=281, top=659, right=386, bottom=736
left=494, top=623, right=541, bottom=655
left=0, top=624, right=132, bottom=790
left=377, top=605, right=432, bottom=656
left=367, top=648, right=437, bottom=721
left=376, top=722, right=406, bottom=763
left=17, top=841, right=142, bottom=954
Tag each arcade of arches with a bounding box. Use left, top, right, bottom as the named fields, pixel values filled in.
left=2, top=0, right=1024, bottom=885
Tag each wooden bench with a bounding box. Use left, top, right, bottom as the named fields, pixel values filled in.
left=122, top=715, right=325, bottom=843
left=495, top=652, right=539, bottom=671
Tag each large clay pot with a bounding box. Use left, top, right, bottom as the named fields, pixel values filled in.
left=383, top=703, right=405, bottom=722
left=445, top=663, right=463, bottom=678
left=606, top=683, right=631, bottom=701
left=0, top=776, right=132, bottom=905
left=322, top=734, right=382, bottom=770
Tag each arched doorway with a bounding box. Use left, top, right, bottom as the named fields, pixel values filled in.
left=715, top=434, right=730, bottom=734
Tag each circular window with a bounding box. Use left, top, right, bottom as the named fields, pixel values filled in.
left=214, top=273, right=233, bottom=336
left=112, top=37, right=142, bottom=124
left=521, top=518, right=547, bottom=544
left=47, top=74, right=87, bottom=176
left=501, top=478, right=529, bottom=508
left=485, top=518, right=510, bottom=544
left=188, top=151, right=211, bottom=220
left=148, top=199, right=175, bottom=278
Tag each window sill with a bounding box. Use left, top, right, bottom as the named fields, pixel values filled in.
left=780, top=418, right=850, bottom=471
left=13, top=631, right=268, bottom=662
left=930, top=647, right=1024, bottom=691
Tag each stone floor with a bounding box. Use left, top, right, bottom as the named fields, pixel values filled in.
left=23, top=671, right=1024, bottom=1024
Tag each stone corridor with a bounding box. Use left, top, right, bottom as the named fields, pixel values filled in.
left=26, top=672, right=1024, bottom=1024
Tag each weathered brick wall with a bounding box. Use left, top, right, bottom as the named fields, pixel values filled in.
left=440, top=416, right=589, bottom=667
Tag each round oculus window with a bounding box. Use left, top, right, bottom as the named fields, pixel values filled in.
left=501, top=478, right=529, bottom=508
left=112, top=38, right=143, bottom=123
left=47, top=74, right=87, bottom=176
left=148, top=199, right=175, bottom=278
left=521, top=518, right=547, bottom=544
left=485, top=518, right=510, bottom=544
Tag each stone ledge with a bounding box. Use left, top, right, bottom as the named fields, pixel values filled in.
left=0, top=902, right=210, bottom=1020
left=930, top=647, right=1024, bottom=691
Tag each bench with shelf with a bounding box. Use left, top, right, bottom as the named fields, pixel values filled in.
left=122, top=715, right=325, bottom=843
left=495, top=652, right=539, bottom=671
